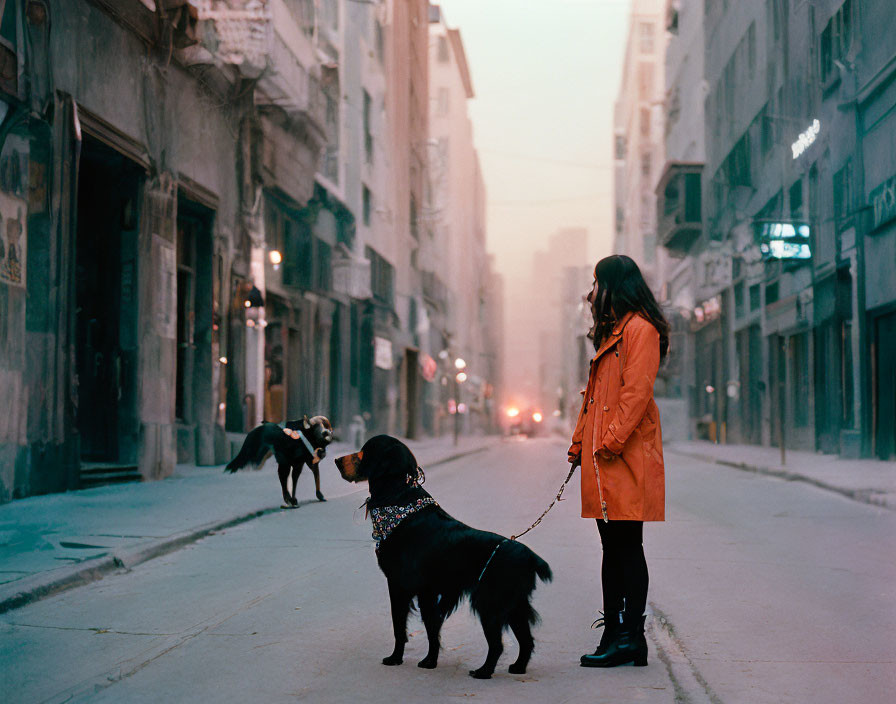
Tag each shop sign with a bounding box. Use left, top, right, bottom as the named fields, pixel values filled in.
left=870, top=176, right=896, bottom=231
left=374, top=336, right=393, bottom=370
left=419, top=353, right=437, bottom=382
left=0, top=192, right=26, bottom=288
left=693, top=296, right=722, bottom=324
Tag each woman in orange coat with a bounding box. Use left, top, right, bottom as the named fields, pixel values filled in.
left=568, top=255, right=668, bottom=669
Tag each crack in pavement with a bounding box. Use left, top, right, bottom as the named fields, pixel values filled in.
left=6, top=622, right=177, bottom=636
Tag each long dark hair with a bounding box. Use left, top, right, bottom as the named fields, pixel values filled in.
left=588, top=255, right=670, bottom=360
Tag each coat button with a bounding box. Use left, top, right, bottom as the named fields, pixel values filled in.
left=603, top=405, right=609, bottom=412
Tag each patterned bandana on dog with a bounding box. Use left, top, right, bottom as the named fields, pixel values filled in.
left=370, top=496, right=439, bottom=551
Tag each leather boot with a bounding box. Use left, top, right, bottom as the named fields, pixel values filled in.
left=580, top=614, right=647, bottom=668
left=579, top=610, right=622, bottom=663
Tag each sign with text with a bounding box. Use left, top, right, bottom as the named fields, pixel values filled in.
left=870, top=176, right=896, bottom=232
left=374, top=336, right=393, bottom=370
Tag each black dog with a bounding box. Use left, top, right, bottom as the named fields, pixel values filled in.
left=335, top=435, right=552, bottom=679
left=226, top=415, right=333, bottom=507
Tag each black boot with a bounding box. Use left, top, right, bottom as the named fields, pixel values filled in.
left=580, top=614, right=647, bottom=668
left=579, top=610, right=621, bottom=663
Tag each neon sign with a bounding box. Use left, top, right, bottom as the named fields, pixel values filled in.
left=755, top=221, right=812, bottom=260
left=791, top=119, right=821, bottom=159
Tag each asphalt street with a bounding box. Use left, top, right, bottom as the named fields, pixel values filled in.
left=1, top=437, right=893, bottom=703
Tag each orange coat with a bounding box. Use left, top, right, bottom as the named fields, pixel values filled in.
left=568, top=312, right=665, bottom=521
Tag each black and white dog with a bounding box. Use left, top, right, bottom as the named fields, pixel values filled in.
left=226, top=415, right=333, bottom=507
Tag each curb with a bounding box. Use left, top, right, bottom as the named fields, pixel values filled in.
left=667, top=447, right=895, bottom=511
left=0, top=508, right=278, bottom=615
left=0, top=441, right=496, bottom=615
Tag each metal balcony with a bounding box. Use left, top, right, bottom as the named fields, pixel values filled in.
left=656, top=162, right=703, bottom=256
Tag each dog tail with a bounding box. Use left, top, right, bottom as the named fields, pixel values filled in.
left=533, top=553, right=553, bottom=584
left=225, top=425, right=271, bottom=473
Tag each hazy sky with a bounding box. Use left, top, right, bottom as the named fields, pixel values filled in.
left=436, top=0, right=632, bottom=398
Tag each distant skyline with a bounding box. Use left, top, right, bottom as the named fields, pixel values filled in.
left=436, top=0, right=631, bottom=401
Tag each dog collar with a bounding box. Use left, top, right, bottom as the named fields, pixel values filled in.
left=283, top=427, right=321, bottom=461
left=370, top=496, right=439, bottom=551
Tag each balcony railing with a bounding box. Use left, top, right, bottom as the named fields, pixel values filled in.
left=656, top=162, right=703, bottom=256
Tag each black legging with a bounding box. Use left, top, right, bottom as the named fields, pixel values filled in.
left=596, top=520, right=648, bottom=620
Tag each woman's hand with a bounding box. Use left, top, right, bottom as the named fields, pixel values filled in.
left=596, top=448, right=617, bottom=462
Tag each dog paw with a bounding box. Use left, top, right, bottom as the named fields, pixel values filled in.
left=382, top=655, right=403, bottom=666
left=469, top=668, right=493, bottom=680
left=508, top=663, right=527, bottom=675
left=417, top=656, right=438, bottom=669
left=316, top=491, right=326, bottom=502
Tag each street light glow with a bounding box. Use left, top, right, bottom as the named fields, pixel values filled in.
left=532, top=412, right=543, bottom=423
left=454, top=358, right=466, bottom=370
left=507, top=407, right=520, bottom=418
left=456, top=371, right=468, bottom=383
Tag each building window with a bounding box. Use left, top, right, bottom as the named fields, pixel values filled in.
left=313, top=239, right=332, bottom=291
left=640, top=107, right=650, bottom=137
left=363, top=90, right=373, bottom=164
left=437, top=35, right=450, bottom=62
left=615, top=135, right=626, bottom=160
left=724, top=133, right=752, bottom=188
left=641, top=152, right=651, bottom=178
left=362, top=185, right=372, bottom=227
left=410, top=195, right=419, bottom=240
left=366, top=246, right=395, bottom=309
left=437, top=87, right=450, bottom=116
left=833, top=159, right=853, bottom=222
left=820, top=0, right=852, bottom=84
left=639, top=21, right=654, bottom=53
left=735, top=283, right=745, bottom=318
left=749, top=284, right=761, bottom=311
left=638, top=61, right=654, bottom=100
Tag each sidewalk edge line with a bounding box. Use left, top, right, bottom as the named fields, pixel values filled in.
left=649, top=602, right=723, bottom=704
left=666, top=447, right=894, bottom=512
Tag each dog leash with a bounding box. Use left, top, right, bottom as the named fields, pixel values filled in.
left=475, top=461, right=580, bottom=586
left=509, top=460, right=579, bottom=541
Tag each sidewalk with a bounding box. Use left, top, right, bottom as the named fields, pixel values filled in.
left=667, top=439, right=896, bottom=510
left=0, top=434, right=498, bottom=614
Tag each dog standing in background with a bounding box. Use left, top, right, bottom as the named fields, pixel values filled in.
left=226, top=415, right=333, bottom=507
